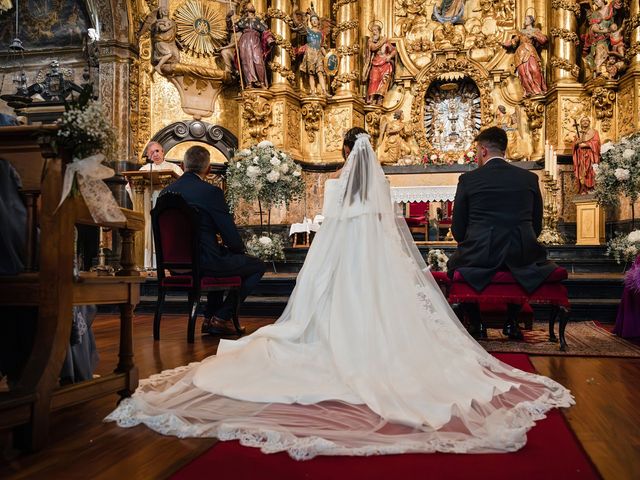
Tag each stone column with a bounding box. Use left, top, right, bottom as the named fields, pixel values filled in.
left=549, top=0, right=580, bottom=84
left=268, top=0, right=294, bottom=90
left=333, top=0, right=359, bottom=97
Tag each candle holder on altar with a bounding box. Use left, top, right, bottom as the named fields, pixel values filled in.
left=538, top=172, right=565, bottom=245
left=91, top=227, right=115, bottom=276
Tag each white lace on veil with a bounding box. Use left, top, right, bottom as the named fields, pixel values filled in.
left=106, top=134, right=574, bottom=460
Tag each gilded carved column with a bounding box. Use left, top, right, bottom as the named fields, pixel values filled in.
left=268, top=0, right=295, bottom=90
left=630, top=0, right=640, bottom=69
left=549, top=0, right=580, bottom=84
left=333, top=0, right=359, bottom=97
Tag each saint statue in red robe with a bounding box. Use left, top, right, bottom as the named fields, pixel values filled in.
left=572, top=117, right=601, bottom=195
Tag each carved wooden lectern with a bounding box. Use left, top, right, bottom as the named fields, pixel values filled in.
left=121, top=170, right=181, bottom=270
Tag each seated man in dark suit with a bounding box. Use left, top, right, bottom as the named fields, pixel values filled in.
left=161, top=146, right=265, bottom=335
left=447, top=127, right=556, bottom=340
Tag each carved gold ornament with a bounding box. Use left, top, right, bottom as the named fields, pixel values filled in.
left=550, top=57, right=580, bottom=79
left=175, top=0, right=227, bottom=57
left=551, top=0, right=580, bottom=17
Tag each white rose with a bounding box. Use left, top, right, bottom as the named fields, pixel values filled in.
left=270, top=157, right=281, bottom=166
left=292, top=169, right=301, bottom=177
left=614, top=168, right=630, bottom=181
left=252, top=156, right=259, bottom=164
left=238, top=149, right=251, bottom=157
left=258, top=236, right=272, bottom=246
left=235, top=162, right=242, bottom=169
left=246, top=165, right=260, bottom=178
left=279, top=162, right=289, bottom=173
left=257, top=140, right=274, bottom=148
left=266, top=170, right=280, bottom=183
left=466, top=151, right=475, bottom=158
left=600, top=142, right=614, bottom=155
left=627, top=230, right=640, bottom=243
left=622, top=149, right=635, bottom=160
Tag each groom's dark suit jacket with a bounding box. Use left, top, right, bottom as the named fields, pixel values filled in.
left=160, top=172, right=250, bottom=274
left=447, top=157, right=556, bottom=293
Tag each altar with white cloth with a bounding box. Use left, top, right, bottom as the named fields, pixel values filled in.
left=389, top=186, right=457, bottom=204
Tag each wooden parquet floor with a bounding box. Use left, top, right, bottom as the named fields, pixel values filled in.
left=1, top=314, right=639, bottom=480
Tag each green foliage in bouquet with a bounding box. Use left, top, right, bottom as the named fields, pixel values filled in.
left=607, top=230, right=640, bottom=264
left=245, top=234, right=286, bottom=262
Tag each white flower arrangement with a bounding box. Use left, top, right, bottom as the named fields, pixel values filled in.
left=594, top=131, right=640, bottom=208
left=607, top=230, right=640, bottom=264
left=57, top=98, right=115, bottom=160
left=426, top=249, right=449, bottom=272
left=245, top=234, right=286, bottom=262
left=226, top=142, right=305, bottom=211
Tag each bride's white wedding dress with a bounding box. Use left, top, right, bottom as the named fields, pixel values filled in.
left=106, top=135, right=574, bottom=459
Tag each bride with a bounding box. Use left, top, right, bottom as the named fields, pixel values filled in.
left=106, top=129, right=573, bottom=459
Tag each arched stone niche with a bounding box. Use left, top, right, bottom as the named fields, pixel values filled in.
left=150, top=120, right=238, bottom=163
left=410, top=55, right=493, bottom=157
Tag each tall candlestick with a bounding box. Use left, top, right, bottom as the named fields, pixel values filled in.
left=552, top=152, right=558, bottom=180
left=544, top=141, right=550, bottom=174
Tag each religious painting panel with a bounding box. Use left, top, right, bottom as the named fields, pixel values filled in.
left=0, top=0, right=90, bottom=48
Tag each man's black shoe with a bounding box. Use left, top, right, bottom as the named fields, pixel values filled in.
left=503, top=323, right=524, bottom=341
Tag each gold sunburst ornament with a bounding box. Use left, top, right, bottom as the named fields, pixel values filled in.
left=174, top=0, right=227, bottom=57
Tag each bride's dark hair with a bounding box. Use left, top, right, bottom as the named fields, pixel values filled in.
left=342, top=127, right=368, bottom=160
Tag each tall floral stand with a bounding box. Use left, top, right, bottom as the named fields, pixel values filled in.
left=614, top=256, right=640, bottom=339
left=573, top=194, right=605, bottom=246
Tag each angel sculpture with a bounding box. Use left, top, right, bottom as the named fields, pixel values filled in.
left=138, top=8, right=181, bottom=75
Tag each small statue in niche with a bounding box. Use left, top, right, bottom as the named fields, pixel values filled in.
left=572, top=117, right=601, bottom=195
left=362, top=21, right=396, bottom=106
left=432, top=0, right=465, bottom=24
left=378, top=111, right=417, bottom=165
left=235, top=3, right=274, bottom=88
left=138, top=8, right=181, bottom=75
left=502, top=14, right=548, bottom=97
left=297, top=8, right=329, bottom=96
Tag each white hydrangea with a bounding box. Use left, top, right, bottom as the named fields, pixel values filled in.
left=627, top=230, right=640, bottom=243
left=622, top=149, right=636, bottom=160
left=235, top=162, right=242, bottom=169
left=292, top=169, right=301, bottom=177
left=266, top=170, right=280, bottom=183
left=246, top=165, right=260, bottom=178
left=592, top=164, right=600, bottom=174
left=258, top=236, right=273, bottom=246
left=252, top=156, right=259, bottom=164
left=279, top=162, right=289, bottom=173
left=257, top=140, right=274, bottom=148
left=614, top=168, right=630, bottom=181
left=600, top=142, right=614, bottom=155
left=238, top=149, right=251, bottom=157
left=270, top=157, right=281, bottom=166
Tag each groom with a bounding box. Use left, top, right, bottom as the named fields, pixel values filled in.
left=447, top=127, right=556, bottom=340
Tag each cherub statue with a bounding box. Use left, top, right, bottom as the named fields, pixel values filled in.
left=138, top=8, right=181, bottom=75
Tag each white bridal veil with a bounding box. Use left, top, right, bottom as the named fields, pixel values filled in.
left=106, top=134, right=573, bottom=459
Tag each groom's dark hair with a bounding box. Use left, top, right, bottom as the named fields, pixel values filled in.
left=474, top=127, right=508, bottom=153
left=342, top=127, right=368, bottom=160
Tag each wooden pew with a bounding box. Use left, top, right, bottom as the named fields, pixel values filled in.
left=0, top=125, right=143, bottom=450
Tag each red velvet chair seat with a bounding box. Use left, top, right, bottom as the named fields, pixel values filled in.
left=405, top=216, right=425, bottom=227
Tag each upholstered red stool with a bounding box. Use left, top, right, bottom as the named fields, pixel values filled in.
left=430, top=271, right=451, bottom=296
left=448, top=268, right=571, bottom=350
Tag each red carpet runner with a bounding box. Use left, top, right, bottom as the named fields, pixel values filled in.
left=172, top=354, right=599, bottom=480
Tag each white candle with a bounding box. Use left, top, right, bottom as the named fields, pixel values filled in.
left=545, top=142, right=550, bottom=174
